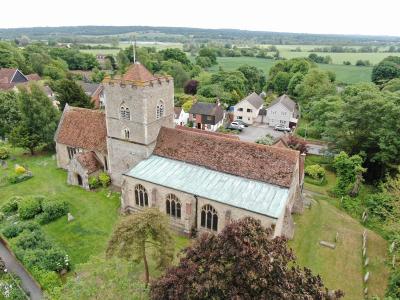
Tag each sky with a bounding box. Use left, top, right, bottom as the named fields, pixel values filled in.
left=1, top=0, right=400, bottom=36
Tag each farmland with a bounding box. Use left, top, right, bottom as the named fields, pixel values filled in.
left=209, top=57, right=373, bottom=84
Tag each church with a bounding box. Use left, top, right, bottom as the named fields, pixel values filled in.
left=54, top=62, right=304, bottom=238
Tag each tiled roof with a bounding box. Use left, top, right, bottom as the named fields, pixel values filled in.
left=154, top=127, right=299, bottom=187
left=189, top=102, right=224, bottom=123
left=123, top=62, right=156, bottom=82
left=269, top=94, right=296, bottom=111
left=175, top=125, right=240, bottom=140
left=76, top=151, right=103, bottom=173
left=237, top=92, right=264, bottom=109
left=78, top=81, right=102, bottom=96
left=0, top=68, right=17, bottom=83
left=55, top=106, right=107, bottom=152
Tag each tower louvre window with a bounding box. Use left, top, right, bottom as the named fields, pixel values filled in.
left=156, top=100, right=165, bottom=119
left=120, top=105, right=130, bottom=120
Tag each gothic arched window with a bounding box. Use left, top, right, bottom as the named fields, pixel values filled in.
left=123, top=128, right=130, bottom=139
left=156, top=100, right=164, bottom=119
left=125, top=107, right=130, bottom=120
left=166, top=194, right=181, bottom=219
left=120, top=104, right=130, bottom=120
left=135, top=184, right=149, bottom=207
left=120, top=105, right=126, bottom=119
left=200, top=204, right=218, bottom=231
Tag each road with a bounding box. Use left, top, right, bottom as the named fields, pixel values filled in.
left=306, top=143, right=328, bottom=156
left=0, top=239, right=43, bottom=300
left=238, top=123, right=283, bottom=142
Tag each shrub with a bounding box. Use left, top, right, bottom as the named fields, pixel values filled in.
left=8, top=173, right=33, bottom=184
left=1, top=196, right=22, bottom=214
left=18, top=197, right=42, bottom=220
left=37, top=199, right=68, bottom=224
left=14, top=165, right=26, bottom=175
left=0, top=147, right=9, bottom=160
left=14, top=230, right=47, bottom=250
left=2, top=224, right=23, bottom=239
left=30, top=268, right=62, bottom=291
left=255, top=134, right=275, bottom=145
left=305, top=164, right=326, bottom=180
left=386, top=268, right=400, bottom=298
left=88, top=176, right=100, bottom=189
left=42, top=248, right=70, bottom=272
left=364, top=193, right=394, bottom=222
left=98, top=172, right=111, bottom=187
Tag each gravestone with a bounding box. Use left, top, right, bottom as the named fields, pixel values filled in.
left=364, top=272, right=369, bottom=283
left=319, top=241, right=336, bottom=249
left=364, top=257, right=369, bottom=267
left=363, top=248, right=366, bottom=257
left=67, top=213, right=75, bottom=222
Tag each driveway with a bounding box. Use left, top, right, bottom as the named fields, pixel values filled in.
left=238, top=123, right=283, bottom=143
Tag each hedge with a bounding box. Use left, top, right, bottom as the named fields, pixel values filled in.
left=18, top=197, right=42, bottom=220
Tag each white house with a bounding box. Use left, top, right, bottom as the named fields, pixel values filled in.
left=174, top=107, right=189, bottom=126
left=266, top=94, right=298, bottom=128
left=233, top=92, right=264, bottom=125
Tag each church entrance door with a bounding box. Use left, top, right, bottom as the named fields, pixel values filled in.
left=77, top=174, right=83, bottom=186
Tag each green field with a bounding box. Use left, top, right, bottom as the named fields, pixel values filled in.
left=210, top=57, right=372, bottom=84
left=260, top=44, right=397, bottom=65
left=81, top=41, right=183, bottom=55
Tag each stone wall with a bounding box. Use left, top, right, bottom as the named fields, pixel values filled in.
left=122, top=176, right=280, bottom=236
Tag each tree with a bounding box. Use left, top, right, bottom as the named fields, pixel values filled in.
left=53, top=78, right=93, bottom=110
left=159, top=61, right=190, bottom=89
left=106, top=208, right=174, bottom=287
left=333, top=151, right=366, bottom=196
left=151, top=217, right=343, bottom=299
left=382, top=78, right=400, bottom=92
left=116, top=50, right=130, bottom=73
left=372, top=56, right=400, bottom=85
left=237, top=65, right=266, bottom=94
left=0, top=91, right=20, bottom=138
left=295, top=69, right=336, bottom=104
left=197, top=48, right=217, bottom=65
left=160, top=48, right=191, bottom=66
left=183, top=80, right=199, bottom=95
left=61, top=257, right=148, bottom=300
left=9, top=83, right=59, bottom=155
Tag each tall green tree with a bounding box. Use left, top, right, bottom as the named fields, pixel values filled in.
left=237, top=65, right=266, bottom=94
left=0, top=91, right=20, bottom=138
left=53, top=78, right=93, bottom=110
left=106, top=208, right=174, bottom=287
left=151, top=217, right=343, bottom=299
left=9, top=83, right=59, bottom=155
left=372, top=56, right=400, bottom=85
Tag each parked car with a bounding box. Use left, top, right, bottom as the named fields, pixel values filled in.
left=274, top=124, right=291, bottom=132
left=234, top=119, right=249, bottom=127
left=228, top=121, right=245, bottom=131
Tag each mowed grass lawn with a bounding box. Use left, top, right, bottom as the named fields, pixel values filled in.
left=0, top=148, right=190, bottom=272
left=210, top=57, right=372, bottom=84
left=290, top=155, right=390, bottom=299
left=0, top=149, right=120, bottom=265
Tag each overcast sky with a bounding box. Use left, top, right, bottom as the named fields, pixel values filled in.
left=1, top=0, right=400, bottom=36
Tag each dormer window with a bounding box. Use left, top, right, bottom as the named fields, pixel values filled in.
left=156, top=100, right=164, bottom=119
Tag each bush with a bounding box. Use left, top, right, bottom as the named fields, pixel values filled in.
left=364, top=193, right=394, bottom=222
left=41, top=248, right=70, bottom=272
left=37, top=199, right=68, bottom=224
left=305, top=164, right=326, bottom=180
left=18, top=197, right=42, bottom=220
left=8, top=172, right=33, bottom=184
left=88, top=176, right=100, bottom=189
left=387, top=269, right=400, bottom=298
left=14, top=165, right=26, bottom=175
left=1, top=196, right=22, bottom=214
left=98, top=172, right=111, bottom=187
left=14, top=230, right=47, bottom=250
left=0, top=147, right=9, bottom=160
left=30, top=267, right=62, bottom=291
left=2, top=224, right=23, bottom=239
left=255, top=134, right=275, bottom=145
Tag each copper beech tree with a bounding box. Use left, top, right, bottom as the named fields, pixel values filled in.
left=151, top=217, right=343, bottom=299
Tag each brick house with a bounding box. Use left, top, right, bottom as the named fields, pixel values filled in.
left=189, top=102, right=224, bottom=131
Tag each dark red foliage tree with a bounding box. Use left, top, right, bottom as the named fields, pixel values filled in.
left=151, top=217, right=343, bottom=300
left=287, top=135, right=308, bottom=154
left=184, top=80, right=199, bottom=95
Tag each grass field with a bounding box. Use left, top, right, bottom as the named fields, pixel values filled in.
left=290, top=155, right=390, bottom=299
left=210, top=57, right=372, bottom=84
left=81, top=41, right=183, bottom=55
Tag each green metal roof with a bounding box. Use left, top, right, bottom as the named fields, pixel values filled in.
left=125, top=155, right=289, bottom=219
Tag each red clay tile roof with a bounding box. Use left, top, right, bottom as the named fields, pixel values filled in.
left=55, top=106, right=107, bottom=152
left=123, top=63, right=156, bottom=82
left=175, top=125, right=240, bottom=140
left=0, top=68, right=17, bottom=83
left=76, top=151, right=103, bottom=173
left=154, top=127, right=299, bottom=187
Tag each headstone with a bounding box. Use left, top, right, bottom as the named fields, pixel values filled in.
left=364, top=287, right=368, bottom=295
left=67, top=213, right=75, bottom=222
left=363, top=248, right=366, bottom=257
left=389, top=241, right=395, bottom=253
left=335, top=232, right=339, bottom=242
left=364, top=272, right=369, bottom=283
left=364, top=257, right=369, bottom=267
left=393, top=255, right=396, bottom=267
left=319, top=241, right=336, bottom=249
left=107, top=191, right=111, bottom=198
left=363, top=238, right=366, bottom=249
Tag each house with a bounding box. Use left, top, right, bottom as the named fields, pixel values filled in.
left=55, top=62, right=304, bottom=239
left=174, top=107, right=189, bottom=126
left=78, top=81, right=105, bottom=109
left=0, top=68, right=41, bottom=91
left=266, top=94, right=298, bottom=128
left=189, top=102, right=224, bottom=131
left=233, top=92, right=264, bottom=124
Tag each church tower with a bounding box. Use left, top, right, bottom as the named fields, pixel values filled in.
left=103, top=62, right=174, bottom=186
